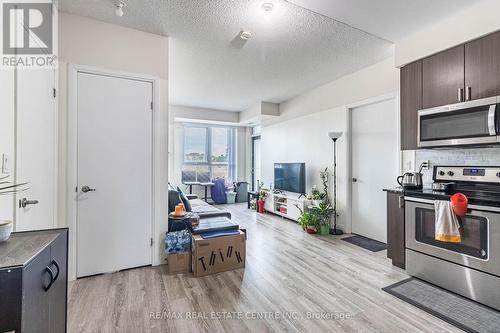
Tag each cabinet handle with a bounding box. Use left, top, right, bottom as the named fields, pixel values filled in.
left=466, top=86, right=471, bottom=101
left=44, top=266, right=55, bottom=292
left=51, top=259, right=60, bottom=283
left=458, top=88, right=464, bottom=102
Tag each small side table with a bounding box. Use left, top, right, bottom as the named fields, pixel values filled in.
left=247, top=191, right=259, bottom=209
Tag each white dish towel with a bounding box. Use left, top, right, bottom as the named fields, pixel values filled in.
left=434, top=200, right=462, bottom=243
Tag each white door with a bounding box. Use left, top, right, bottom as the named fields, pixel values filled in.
left=15, top=68, right=57, bottom=231
left=76, top=72, right=153, bottom=277
left=351, top=98, right=398, bottom=243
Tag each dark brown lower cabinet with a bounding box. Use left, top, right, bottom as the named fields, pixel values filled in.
left=386, top=192, right=405, bottom=269
left=0, top=228, right=68, bottom=333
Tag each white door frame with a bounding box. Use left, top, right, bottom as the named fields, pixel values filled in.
left=67, top=64, right=160, bottom=281
left=345, top=91, right=400, bottom=235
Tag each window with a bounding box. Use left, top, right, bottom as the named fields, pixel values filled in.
left=182, top=125, right=237, bottom=182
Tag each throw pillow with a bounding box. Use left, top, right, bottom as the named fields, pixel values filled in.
left=168, top=190, right=182, bottom=213
left=177, top=187, right=192, bottom=212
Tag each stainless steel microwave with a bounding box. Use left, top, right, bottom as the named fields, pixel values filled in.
left=418, top=96, right=500, bottom=147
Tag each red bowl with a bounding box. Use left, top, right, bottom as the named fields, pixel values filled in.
left=450, top=193, right=468, bottom=217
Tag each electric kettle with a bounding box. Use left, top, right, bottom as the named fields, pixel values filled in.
left=397, top=172, right=423, bottom=189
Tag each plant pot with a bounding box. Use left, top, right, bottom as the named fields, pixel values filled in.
left=319, top=224, right=330, bottom=235
left=0, top=220, right=13, bottom=242
left=257, top=200, right=265, bottom=213
left=306, top=227, right=317, bottom=234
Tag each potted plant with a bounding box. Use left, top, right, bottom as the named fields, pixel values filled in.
left=310, top=201, right=334, bottom=236
left=256, top=181, right=267, bottom=213
left=297, top=210, right=317, bottom=231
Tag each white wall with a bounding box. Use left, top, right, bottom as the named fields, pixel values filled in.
left=395, top=0, right=500, bottom=66
left=0, top=69, right=15, bottom=221
left=269, top=57, right=398, bottom=126
left=169, top=105, right=251, bottom=199
left=58, top=12, right=169, bottom=274
left=261, top=57, right=398, bottom=231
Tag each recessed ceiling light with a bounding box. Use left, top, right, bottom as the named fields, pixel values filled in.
left=239, top=30, right=252, bottom=40
left=114, top=1, right=126, bottom=17
left=262, top=3, right=274, bottom=12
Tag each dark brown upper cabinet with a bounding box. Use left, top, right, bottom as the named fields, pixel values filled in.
left=422, top=45, right=465, bottom=109
left=400, top=61, right=422, bottom=150
left=465, top=31, right=500, bottom=101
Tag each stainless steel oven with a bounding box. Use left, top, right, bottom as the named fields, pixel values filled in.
left=405, top=197, right=500, bottom=310
left=418, top=96, right=500, bottom=147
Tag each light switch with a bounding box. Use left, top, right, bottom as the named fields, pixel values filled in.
left=2, top=153, right=11, bottom=174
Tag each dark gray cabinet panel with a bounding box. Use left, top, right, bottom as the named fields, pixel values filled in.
left=49, top=233, right=68, bottom=333
left=0, top=228, right=68, bottom=333
left=465, top=31, right=500, bottom=100
left=0, top=268, right=22, bottom=331
left=22, top=246, right=51, bottom=333
left=422, top=45, right=465, bottom=108
left=387, top=192, right=405, bottom=269
left=400, top=61, right=422, bottom=150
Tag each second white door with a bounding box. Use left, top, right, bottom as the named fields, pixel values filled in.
left=76, top=71, right=153, bottom=277
left=351, top=98, right=398, bottom=243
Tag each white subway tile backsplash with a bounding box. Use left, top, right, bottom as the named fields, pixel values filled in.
left=415, top=148, right=500, bottom=187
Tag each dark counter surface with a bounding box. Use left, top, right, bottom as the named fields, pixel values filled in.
left=0, top=228, right=67, bottom=269
left=383, top=187, right=405, bottom=194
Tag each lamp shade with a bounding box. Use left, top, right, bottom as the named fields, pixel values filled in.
left=328, top=131, right=343, bottom=140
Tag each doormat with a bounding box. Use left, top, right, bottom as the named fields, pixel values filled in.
left=383, top=278, right=500, bottom=333
left=342, top=234, right=386, bottom=252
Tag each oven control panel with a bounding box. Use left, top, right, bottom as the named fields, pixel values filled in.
left=434, top=166, right=500, bottom=183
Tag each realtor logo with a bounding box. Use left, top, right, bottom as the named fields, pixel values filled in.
left=2, top=1, right=52, bottom=54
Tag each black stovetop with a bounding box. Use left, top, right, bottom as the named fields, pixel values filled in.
left=405, top=186, right=500, bottom=208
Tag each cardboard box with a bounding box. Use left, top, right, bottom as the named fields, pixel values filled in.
left=166, top=252, right=191, bottom=274
left=192, top=230, right=246, bottom=277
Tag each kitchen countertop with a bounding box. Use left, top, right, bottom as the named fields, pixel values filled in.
left=0, top=228, right=67, bottom=269
left=383, top=187, right=405, bottom=194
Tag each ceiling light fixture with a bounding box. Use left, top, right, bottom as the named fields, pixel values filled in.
left=114, top=1, right=126, bottom=17
left=239, top=30, right=252, bottom=40
left=261, top=2, right=274, bottom=12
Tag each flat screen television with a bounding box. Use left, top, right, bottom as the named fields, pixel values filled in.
left=274, top=163, right=306, bottom=194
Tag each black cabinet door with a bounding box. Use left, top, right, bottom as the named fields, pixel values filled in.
left=0, top=267, right=22, bottom=332
left=49, top=231, right=68, bottom=333
left=400, top=61, right=422, bottom=150
left=22, top=246, right=51, bottom=333
left=387, top=192, right=405, bottom=269
left=465, top=31, right=500, bottom=101
left=423, top=45, right=465, bottom=108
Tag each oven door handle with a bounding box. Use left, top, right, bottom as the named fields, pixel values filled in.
left=488, top=104, right=496, bottom=136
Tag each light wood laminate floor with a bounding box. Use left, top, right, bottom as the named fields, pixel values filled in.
left=68, top=203, right=461, bottom=333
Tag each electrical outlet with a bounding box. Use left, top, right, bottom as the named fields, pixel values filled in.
left=420, top=160, right=430, bottom=171
left=1, top=154, right=11, bottom=174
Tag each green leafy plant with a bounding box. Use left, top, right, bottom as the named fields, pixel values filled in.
left=310, top=201, right=334, bottom=226
left=319, top=167, right=330, bottom=204
left=297, top=210, right=319, bottom=230
left=311, top=189, right=325, bottom=201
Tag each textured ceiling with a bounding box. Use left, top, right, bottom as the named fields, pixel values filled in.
left=59, top=0, right=394, bottom=111
left=288, top=0, right=482, bottom=42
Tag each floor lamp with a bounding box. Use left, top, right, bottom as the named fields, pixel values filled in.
left=328, top=131, right=343, bottom=235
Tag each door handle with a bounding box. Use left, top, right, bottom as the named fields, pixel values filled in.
left=51, top=259, right=60, bottom=283
left=81, top=186, right=96, bottom=193
left=20, top=198, right=39, bottom=208
left=352, top=178, right=358, bottom=183
left=44, top=266, right=55, bottom=292
left=465, top=86, right=471, bottom=101
left=458, top=88, right=464, bottom=102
